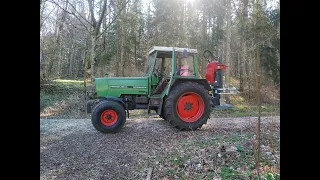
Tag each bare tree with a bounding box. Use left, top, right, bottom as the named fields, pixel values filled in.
left=239, top=0, right=249, bottom=91
left=225, top=0, right=231, bottom=104
left=87, top=0, right=107, bottom=79
left=255, top=43, right=262, bottom=179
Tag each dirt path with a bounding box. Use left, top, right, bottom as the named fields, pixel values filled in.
left=40, top=116, right=280, bottom=180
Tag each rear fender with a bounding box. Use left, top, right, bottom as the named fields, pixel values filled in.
left=171, top=79, right=211, bottom=91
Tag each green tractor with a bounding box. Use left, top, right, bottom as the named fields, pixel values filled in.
left=86, top=46, right=236, bottom=133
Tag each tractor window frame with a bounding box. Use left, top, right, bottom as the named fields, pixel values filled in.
left=145, top=51, right=157, bottom=75
left=175, top=52, right=196, bottom=77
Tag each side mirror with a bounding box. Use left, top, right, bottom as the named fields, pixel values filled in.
left=183, top=49, right=188, bottom=58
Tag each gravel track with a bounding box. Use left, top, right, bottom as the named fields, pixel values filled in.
left=40, top=116, right=280, bottom=180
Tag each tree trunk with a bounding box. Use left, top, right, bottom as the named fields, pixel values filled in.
left=179, top=0, right=186, bottom=47
left=90, top=36, right=97, bottom=78
left=40, top=0, right=45, bottom=32
left=115, top=0, right=122, bottom=76
left=239, top=0, right=249, bottom=92
left=69, top=44, right=75, bottom=77
left=58, top=42, right=63, bottom=77
left=54, top=0, right=68, bottom=78
left=84, top=39, right=89, bottom=101
left=88, top=0, right=107, bottom=79
left=225, top=0, right=231, bottom=104
left=134, top=36, right=137, bottom=69
left=255, top=44, right=262, bottom=180
left=120, top=1, right=126, bottom=77
left=253, top=1, right=262, bottom=178
left=239, top=40, right=246, bottom=91
left=201, top=3, right=207, bottom=77
left=237, top=53, right=240, bottom=78
left=115, top=23, right=121, bottom=76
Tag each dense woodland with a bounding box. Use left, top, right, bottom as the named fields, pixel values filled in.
left=40, top=0, right=280, bottom=100
left=40, top=2, right=280, bottom=178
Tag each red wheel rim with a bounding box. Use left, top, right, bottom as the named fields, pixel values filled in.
left=176, top=92, right=204, bottom=122
left=100, top=110, right=118, bottom=126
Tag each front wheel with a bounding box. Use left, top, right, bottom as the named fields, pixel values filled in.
left=91, top=100, right=126, bottom=133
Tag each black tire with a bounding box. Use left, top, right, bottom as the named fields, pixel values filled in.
left=164, top=81, right=212, bottom=130
left=158, top=96, right=167, bottom=120
left=91, top=100, right=126, bottom=133
left=159, top=108, right=166, bottom=120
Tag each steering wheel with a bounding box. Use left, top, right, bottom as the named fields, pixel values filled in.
left=203, top=50, right=218, bottom=63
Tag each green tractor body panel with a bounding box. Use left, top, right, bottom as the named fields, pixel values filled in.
left=95, top=77, right=149, bottom=97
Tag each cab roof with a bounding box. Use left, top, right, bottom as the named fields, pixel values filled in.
left=148, top=46, right=198, bottom=55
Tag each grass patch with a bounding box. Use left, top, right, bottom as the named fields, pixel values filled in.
left=40, top=79, right=85, bottom=113
left=53, top=79, right=84, bottom=83
left=152, top=132, right=280, bottom=179
left=41, top=79, right=84, bottom=93
left=128, top=104, right=280, bottom=119
left=213, top=104, right=280, bottom=118
left=129, top=109, right=150, bottom=118
left=40, top=91, right=66, bottom=111
left=220, top=166, right=241, bottom=179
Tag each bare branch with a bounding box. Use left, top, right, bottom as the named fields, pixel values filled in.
left=87, top=0, right=96, bottom=27
left=48, top=0, right=91, bottom=33
left=61, top=0, right=93, bottom=25
left=96, top=0, right=108, bottom=33
left=231, top=0, right=240, bottom=16
left=68, top=22, right=87, bottom=32
left=97, top=0, right=130, bottom=39
left=41, top=4, right=56, bottom=29
left=40, top=0, right=49, bottom=5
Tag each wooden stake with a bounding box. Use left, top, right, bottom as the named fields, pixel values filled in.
left=146, top=167, right=153, bottom=180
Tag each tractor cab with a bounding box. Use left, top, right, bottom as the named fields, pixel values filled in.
left=145, top=46, right=199, bottom=96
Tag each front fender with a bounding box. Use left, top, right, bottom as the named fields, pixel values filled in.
left=86, top=97, right=127, bottom=114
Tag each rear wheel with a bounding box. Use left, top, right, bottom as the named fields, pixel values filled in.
left=164, top=81, right=212, bottom=130
left=158, top=97, right=166, bottom=120
left=91, top=100, right=126, bottom=133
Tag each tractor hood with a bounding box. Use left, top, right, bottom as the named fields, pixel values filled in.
left=95, top=76, right=149, bottom=98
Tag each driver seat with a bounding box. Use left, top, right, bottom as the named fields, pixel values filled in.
left=154, top=77, right=169, bottom=94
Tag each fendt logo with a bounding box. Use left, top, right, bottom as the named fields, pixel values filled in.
left=110, top=85, right=147, bottom=89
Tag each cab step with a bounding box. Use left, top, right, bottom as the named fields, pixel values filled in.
left=147, top=96, right=162, bottom=115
